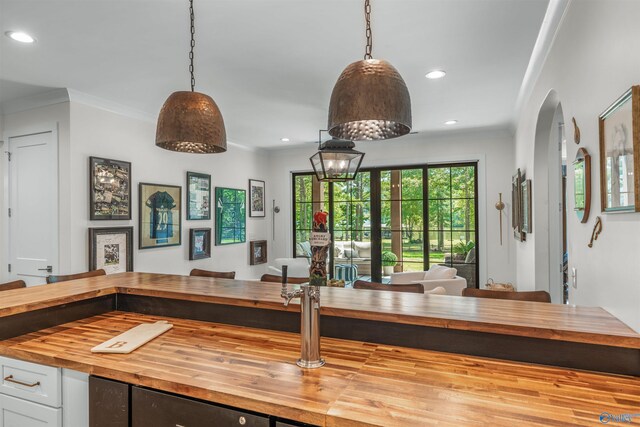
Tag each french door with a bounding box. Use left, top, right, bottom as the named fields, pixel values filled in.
left=292, top=162, right=478, bottom=287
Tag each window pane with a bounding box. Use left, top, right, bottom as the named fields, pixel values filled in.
left=452, top=199, right=475, bottom=231
left=295, top=203, right=313, bottom=230
left=380, top=171, right=391, bottom=200
left=428, top=200, right=451, bottom=230
left=428, top=167, right=451, bottom=199
left=294, top=175, right=313, bottom=203
left=452, top=166, right=475, bottom=199
left=402, top=169, right=423, bottom=200
left=401, top=200, right=424, bottom=232
left=429, top=232, right=450, bottom=267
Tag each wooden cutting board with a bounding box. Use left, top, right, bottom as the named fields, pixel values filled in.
left=91, top=321, right=173, bottom=354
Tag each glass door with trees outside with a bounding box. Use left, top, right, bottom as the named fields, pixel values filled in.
left=292, top=162, right=478, bottom=287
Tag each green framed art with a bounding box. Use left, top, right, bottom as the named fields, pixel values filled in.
left=215, top=187, right=246, bottom=245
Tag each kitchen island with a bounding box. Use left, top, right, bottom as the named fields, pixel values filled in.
left=0, top=272, right=639, bottom=426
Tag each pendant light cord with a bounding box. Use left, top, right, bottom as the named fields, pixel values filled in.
left=189, top=0, right=196, bottom=91
left=364, top=0, right=372, bottom=60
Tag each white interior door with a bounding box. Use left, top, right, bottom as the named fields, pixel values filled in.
left=8, top=131, right=58, bottom=286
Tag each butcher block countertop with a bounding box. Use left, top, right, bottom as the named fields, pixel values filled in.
left=0, top=272, right=639, bottom=349
left=0, top=311, right=639, bottom=427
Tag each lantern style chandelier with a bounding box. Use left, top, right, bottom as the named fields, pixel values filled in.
left=310, top=130, right=364, bottom=182
left=156, top=0, right=227, bottom=153
left=327, top=0, right=412, bottom=141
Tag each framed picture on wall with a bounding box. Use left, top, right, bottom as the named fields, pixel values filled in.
left=248, top=179, right=266, bottom=217
left=512, top=169, right=526, bottom=241
left=187, top=172, right=211, bottom=220
left=189, top=228, right=211, bottom=260
left=215, top=187, right=246, bottom=245
left=88, top=227, right=133, bottom=273
left=250, top=240, right=267, bottom=265
left=521, top=179, right=532, bottom=233
left=599, top=85, right=640, bottom=212
left=139, top=183, right=182, bottom=249
left=89, top=157, right=131, bottom=220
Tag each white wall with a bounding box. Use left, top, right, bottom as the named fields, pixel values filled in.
left=514, top=0, right=640, bottom=331
left=267, top=129, right=516, bottom=286
left=69, top=102, right=271, bottom=279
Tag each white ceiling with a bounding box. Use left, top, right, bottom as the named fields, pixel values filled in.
left=0, top=0, right=549, bottom=148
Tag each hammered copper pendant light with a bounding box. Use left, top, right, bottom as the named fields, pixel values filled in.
left=328, top=0, right=411, bottom=141
left=156, top=0, right=227, bottom=153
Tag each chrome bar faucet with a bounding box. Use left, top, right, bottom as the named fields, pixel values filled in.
left=280, top=266, right=325, bottom=368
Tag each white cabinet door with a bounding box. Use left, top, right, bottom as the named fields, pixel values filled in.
left=62, top=369, right=88, bottom=427
left=0, top=394, right=62, bottom=427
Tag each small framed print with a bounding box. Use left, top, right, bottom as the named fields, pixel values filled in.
left=187, top=172, right=211, bottom=220
left=599, top=85, right=640, bottom=212
left=250, top=240, right=267, bottom=265
left=89, top=157, right=131, bottom=220
left=249, top=179, right=266, bottom=218
left=189, top=228, right=211, bottom=260
left=89, top=227, right=133, bottom=273
left=139, top=183, right=182, bottom=249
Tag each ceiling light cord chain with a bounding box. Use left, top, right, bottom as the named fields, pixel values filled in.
left=189, top=0, right=196, bottom=92
left=364, top=0, right=372, bottom=60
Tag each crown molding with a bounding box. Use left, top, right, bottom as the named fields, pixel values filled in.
left=0, top=88, right=70, bottom=116
left=511, top=0, right=571, bottom=133
left=66, top=88, right=156, bottom=123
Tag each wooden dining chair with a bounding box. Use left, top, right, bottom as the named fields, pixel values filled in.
left=462, top=288, right=551, bottom=303
left=189, top=269, right=236, bottom=279
left=353, top=280, right=425, bottom=294
left=46, top=269, right=106, bottom=284
left=260, top=274, right=308, bottom=284
left=0, top=280, right=26, bottom=292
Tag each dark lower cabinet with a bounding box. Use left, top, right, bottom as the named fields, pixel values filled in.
left=89, top=376, right=130, bottom=427
left=131, top=386, right=269, bottom=427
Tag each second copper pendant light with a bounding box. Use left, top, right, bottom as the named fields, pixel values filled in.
left=327, top=0, right=412, bottom=141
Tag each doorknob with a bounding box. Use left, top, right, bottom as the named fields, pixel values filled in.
left=38, top=265, right=53, bottom=273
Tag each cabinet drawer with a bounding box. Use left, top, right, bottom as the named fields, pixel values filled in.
left=0, top=357, right=61, bottom=407
left=132, top=387, right=269, bottom=427
left=0, top=394, right=62, bottom=427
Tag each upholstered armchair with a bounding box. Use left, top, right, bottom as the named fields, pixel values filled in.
left=390, top=266, right=467, bottom=296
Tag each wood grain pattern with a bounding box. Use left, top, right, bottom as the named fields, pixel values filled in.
left=0, top=312, right=638, bottom=427
left=0, top=273, right=638, bottom=349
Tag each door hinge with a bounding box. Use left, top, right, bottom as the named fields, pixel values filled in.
left=7, top=208, right=11, bottom=218
left=4, top=151, right=11, bottom=161
left=7, top=264, right=11, bottom=273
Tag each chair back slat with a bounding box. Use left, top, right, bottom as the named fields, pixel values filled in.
left=353, top=280, right=424, bottom=294
left=462, top=288, right=551, bottom=303
left=190, top=269, right=236, bottom=279
left=0, top=280, right=26, bottom=292
left=260, top=274, right=307, bottom=284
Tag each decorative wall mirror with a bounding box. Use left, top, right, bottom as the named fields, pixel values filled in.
left=573, top=148, right=591, bottom=223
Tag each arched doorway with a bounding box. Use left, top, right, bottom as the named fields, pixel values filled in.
left=533, top=90, right=566, bottom=304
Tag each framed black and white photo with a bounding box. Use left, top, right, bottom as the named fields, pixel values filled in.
left=189, top=228, right=211, bottom=260
left=139, top=183, right=182, bottom=249
left=89, top=157, right=131, bottom=220
left=89, top=227, right=133, bottom=273
left=249, top=179, right=266, bottom=217
left=187, top=172, right=211, bottom=220
left=250, top=240, right=267, bottom=265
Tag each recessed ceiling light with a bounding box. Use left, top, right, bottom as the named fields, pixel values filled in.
left=444, top=120, right=458, bottom=125
left=281, top=137, right=290, bottom=142
left=425, top=70, right=446, bottom=79
left=5, top=31, right=36, bottom=43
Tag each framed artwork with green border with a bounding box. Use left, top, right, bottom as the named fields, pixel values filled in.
left=139, top=182, right=182, bottom=249
left=215, top=187, right=246, bottom=245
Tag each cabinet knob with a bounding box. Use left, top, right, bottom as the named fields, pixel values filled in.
left=238, top=416, right=246, bottom=425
